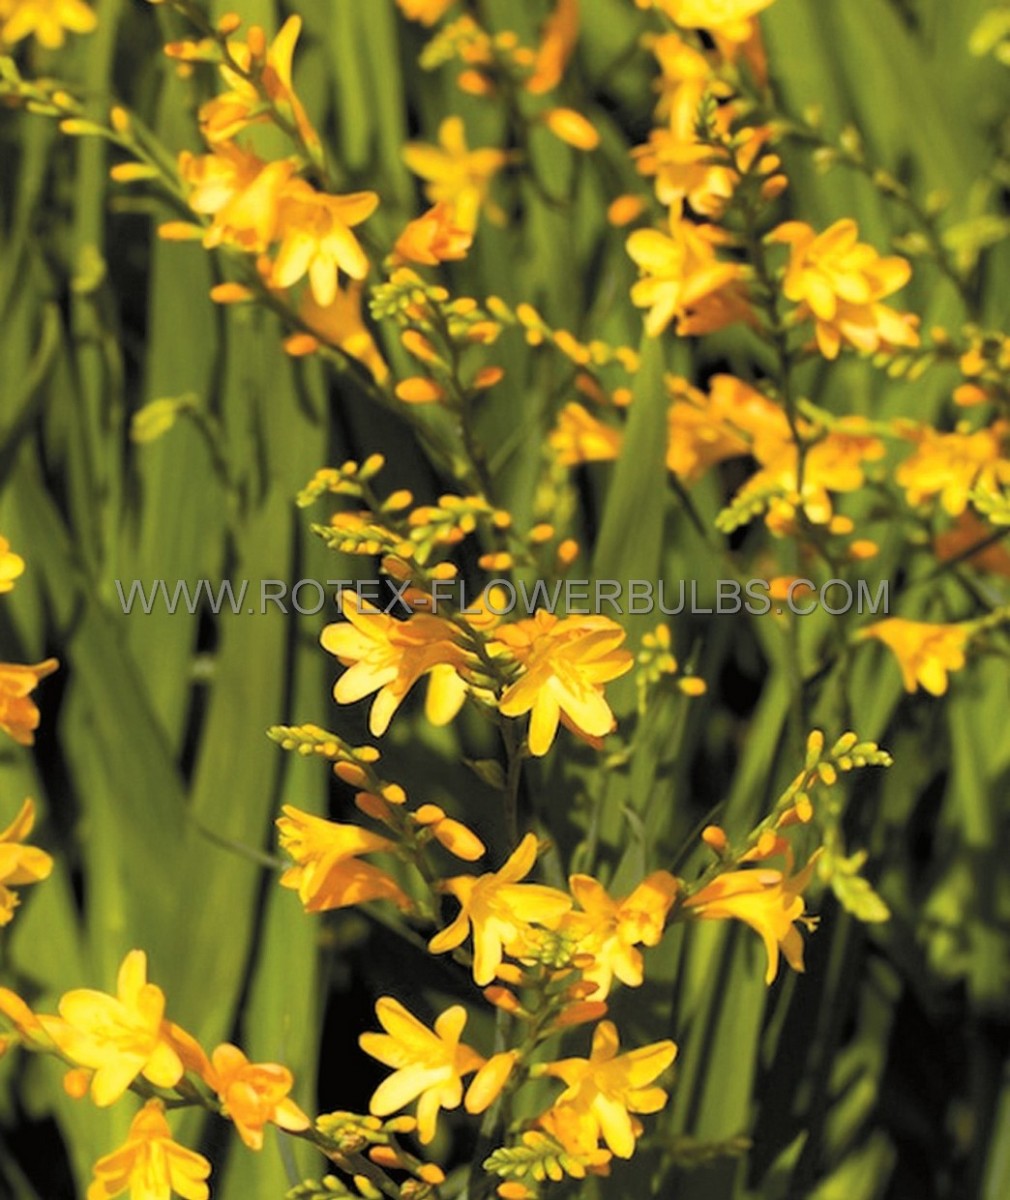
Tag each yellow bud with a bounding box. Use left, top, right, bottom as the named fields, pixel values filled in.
left=544, top=107, right=600, bottom=151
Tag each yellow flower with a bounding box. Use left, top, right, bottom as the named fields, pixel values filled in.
left=320, top=592, right=469, bottom=736
left=359, top=997, right=486, bottom=1143
left=396, top=0, right=454, bottom=24
left=293, top=282, right=389, bottom=382
left=683, top=854, right=819, bottom=984
left=42, top=950, right=185, bottom=1106
left=87, top=1099, right=211, bottom=1200
left=200, top=16, right=320, bottom=154
left=207, top=1043, right=310, bottom=1150
left=276, top=805, right=410, bottom=913
left=0, top=0, right=96, bottom=49
left=180, top=144, right=296, bottom=253
left=641, top=0, right=774, bottom=42
left=272, top=183, right=379, bottom=304
left=549, top=402, right=623, bottom=467
left=0, top=657, right=59, bottom=746
left=429, top=833, right=572, bottom=985
left=895, top=421, right=1010, bottom=516
left=627, top=213, right=747, bottom=337
left=492, top=612, right=633, bottom=757
left=0, top=798, right=53, bottom=927
left=770, top=218, right=919, bottom=360
left=0, top=537, right=25, bottom=593
left=392, top=202, right=473, bottom=266
left=526, top=0, right=580, bottom=95
left=564, top=871, right=679, bottom=998
left=403, top=117, right=508, bottom=232
left=860, top=618, right=970, bottom=696
left=538, top=1021, right=677, bottom=1158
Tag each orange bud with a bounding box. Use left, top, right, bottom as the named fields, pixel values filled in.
left=608, top=193, right=647, bottom=226
left=473, top=366, right=505, bottom=390
left=284, top=333, right=321, bottom=357
left=396, top=377, right=445, bottom=404
left=554, top=1000, right=609, bottom=1029
left=209, top=283, right=254, bottom=305
left=158, top=221, right=205, bottom=241
left=432, top=817, right=486, bottom=862
left=334, top=762, right=369, bottom=787
left=544, top=107, right=600, bottom=151
left=702, top=824, right=728, bottom=852
left=458, top=69, right=495, bottom=96
left=63, top=1068, right=92, bottom=1100
left=678, top=677, right=707, bottom=697
left=355, top=792, right=392, bottom=823
left=483, top=986, right=522, bottom=1014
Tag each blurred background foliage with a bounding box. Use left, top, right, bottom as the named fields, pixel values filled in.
left=2, top=1, right=1010, bottom=1197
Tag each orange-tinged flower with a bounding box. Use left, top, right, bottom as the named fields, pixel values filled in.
left=276, top=805, right=410, bottom=912
left=0, top=798, right=53, bottom=926
left=359, top=997, right=486, bottom=1143
left=549, top=402, right=623, bottom=467
left=207, top=1043, right=310, bottom=1150
left=684, top=854, right=819, bottom=984
left=0, top=657, right=59, bottom=746
left=272, top=183, right=378, bottom=303
left=321, top=592, right=469, bottom=736
left=180, top=145, right=296, bottom=253
left=403, top=117, right=508, bottom=233
left=627, top=214, right=747, bottom=337
left=42, top=951, right=184, bottom=1107
left=86, top=1099, right=211, bottom=1200
left=860, top=618, right=970, bottom=696
left=429, top=833, right=572, bottom=985
left=564, top=871, right=679, bottom=997
left=392, top=202, right=473, bottom=266
left=0, top=537, right=25, bottom=593
left=0, top=0, right=96, bottom=48
left=295, top=282, right=389, bottom=382
left=770, top=219, right=919, bottom=360
left=526, top=0, right=580, bottom=94
left=539, top=1021, right=677, bottom=1158
left=492, top=612, right=633, bottom=757
left=396, top=0, right=454, bottom=24
left=200, top=16, right=320, bottom=153
left=895, top=421, right=1010, bottom=516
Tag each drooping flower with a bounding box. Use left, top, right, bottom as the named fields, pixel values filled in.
left=429, top=833, right=572, bottom=985
left=683, top=853, right=820, bottom=984
left=0, top=0, right=96, bottom=48
left=392, top=202, right=473, bottom=266
left=0, top=537, right=25, bottom=594
left=895, top=421, right=1010, bottom=517
left=492, top=612, right=633, bottom=757
left=42, top=951, right=185, bottom=1106
left=359, top=997, right=487, bottom=1143
left=0, top=657, right=59, bottom=746
left=770, top=219, right=919, bottom=360
left=860, top=618, right=971, bottom=696
left=272, top=183, right=379, bottom=303
left=290, top=282, right=389, bottom=382
left=0, top=798, right=53, bottom=926
left=564, top=871, right=679, bottom=998
left=627, top=213, right=748, bottom=337
left=206, top=1044, right=310, bottom=1150
left=403, top=117, right=508, bottom=232
left=86, top=1099, right=211, bottom=1200
left=320, top=592, right=469, bottom=736
left=276, top=805, right=410, bottom=913
left=549, top=402, right=623, bottom=467
left=199, top=16, right=321, bottom=154
left=538, top=1021, right=677, bottom=1158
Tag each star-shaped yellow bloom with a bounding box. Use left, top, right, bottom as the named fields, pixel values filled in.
left=403, top=117, right=508, bottom=233
left=0, top=0, right=96, bottom=49
left=539, top=1021, right=677, bottom=1158
left=493, top=612, right=633, bottom=757
left=272, top=183, right=379, bottom=304
left=860, top=618, right=971, bottom=696
left=43, top=950, right=185, bottom=1106
left=207, top=1043, right=310, bottom=1151
left=321, top=593, right=468, bottom=737
left=564, top=871, right=679, bottom=998
left=429, top=833, right=572, bottom=985
left=0, top=798, right=53, bottom=926
left=87, top=1100, right=211, bottom=1200
left=276, top=805, right=410, bottom=913
left=359, top=997, right=486, bottom=1143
